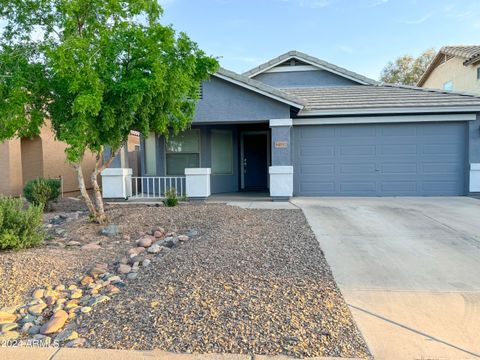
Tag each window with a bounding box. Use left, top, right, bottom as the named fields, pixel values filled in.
left=144, top=133, right=157, bottom=176
left=211, top=130, right=233, bottom=175
left=443, top=80, right=453, bottom=91
left=477, top=67, right=480, bottom=80
left=165, top=129, right=200, bottom=175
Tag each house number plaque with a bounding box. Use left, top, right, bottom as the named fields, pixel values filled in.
left=274, top=141, right=288, bottom=149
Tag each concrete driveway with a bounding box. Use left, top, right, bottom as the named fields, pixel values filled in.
left=292, top=197, right=480, bottom=360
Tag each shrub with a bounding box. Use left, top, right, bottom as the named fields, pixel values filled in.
left=163, top=188, right=179, bottom=207
left=23, top=177, right=61, bottom=211
left=0, top=197, right=45, bottom=250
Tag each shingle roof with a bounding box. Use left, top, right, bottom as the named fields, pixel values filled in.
left=282, top=84, right=480, bottom=115
left=213, top=67, right=306, bottom=108
left=417, top=45, right=480, bottom=86
left=242, top=50, right=378, bottom=85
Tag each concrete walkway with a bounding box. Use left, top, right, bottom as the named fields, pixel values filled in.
left=1, top=348, right=357, bottom=360
left=293, top=197, right=480, bottom=360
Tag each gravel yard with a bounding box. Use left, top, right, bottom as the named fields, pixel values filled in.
left=78, top=204, right=369, bottom=358
left=0, top=202, right=369, bottom=358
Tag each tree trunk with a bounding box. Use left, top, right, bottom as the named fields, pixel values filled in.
left=89, top=148, right=121, bottom=224
left=74, top=163, right=97, bottom=219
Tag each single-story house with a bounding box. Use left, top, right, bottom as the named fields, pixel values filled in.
left=120, top=51, right=480, bottom=199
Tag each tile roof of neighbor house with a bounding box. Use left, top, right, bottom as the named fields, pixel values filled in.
left=417, top=45, right=480, bottom=86
left=282, top=84, right=480, bottom=115
left=242, top=50, right=379, bottom=85
left=213, top=67, right=306, bottom=108
left=440, top=45, right=480, bottom=65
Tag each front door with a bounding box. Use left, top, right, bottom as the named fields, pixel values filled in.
left=242, top=133, right=268, bottom=190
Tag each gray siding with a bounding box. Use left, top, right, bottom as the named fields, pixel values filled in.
left=194, top=77, right=291, bottom=123
left=294, top=122, right=467, bottom=196
left=469, top=113, right=480, bottom=164
left=252, top=70, right=359, bottom=88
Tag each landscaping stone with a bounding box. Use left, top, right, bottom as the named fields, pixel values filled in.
left=55, top=285, right=66, bottom=291
left=66, top=337, right=86, bottom=348
left=19, top=314, right=35, bottom=324
left=80, top=276, right=94, bottom=286
left=185, top=229, right=199, bottom=237
left=0, top=331, right=19, bottom=341
left=81, top=243, right=101, bottom=251
left=40, top=310, right=68, bottom=334
left=147, top=244, right=161, bottom=254
left=1, top=323, right=18, bottom=332
left=33, top=289, right=45, bottom=299
left=99, top=224, right=121, bottom=237
left=21, top=322, right=34, bottom=333
left=153, top=230, right=164, bottom=238
left=142, top=259, right=151, bottom=267
left=89, top=295, right=110, bottom=307
left=0, top=306, right=18, bottom=314
left=55, top=329, right=79, bottom=342
left=70, top=289, right=83, bottom=299
left=66, top=240, right=82, bottom=246
left=0, top=311, right=17, bottom=324
left=117, top=264, right=131, bottom=274
left=28, top=303, right=47, bottom=316
left=27, top=325, right=41, bottom=335
left=127, top=272, right=138, bottom=280
left=178, top=235, right=189, bottom=242
left=136, top=236, right=154, bottom=248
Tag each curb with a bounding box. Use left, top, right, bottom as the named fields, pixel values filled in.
left=1, top=348, right=363, bottom=360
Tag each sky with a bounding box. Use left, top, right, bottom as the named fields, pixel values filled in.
left=158, top=0, right=480, bottom=80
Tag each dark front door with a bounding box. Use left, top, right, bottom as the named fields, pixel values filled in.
left=242, top=133, right=268, bottom=190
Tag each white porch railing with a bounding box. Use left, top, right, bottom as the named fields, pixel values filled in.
left=131, top=176, right=186, bottom=199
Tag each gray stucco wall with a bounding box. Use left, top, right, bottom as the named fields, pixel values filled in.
left=469, top=113, right=480, bottom=164
left=193, top=77, right=291, bottom=123
left=252, top=70, right=358, bottom=88
left=142, top=125, right=241, bottom=193
left=271, top=126, right=292, bottom=166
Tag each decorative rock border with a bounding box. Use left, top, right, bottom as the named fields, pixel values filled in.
left=0, top=226, right=194, bottom=348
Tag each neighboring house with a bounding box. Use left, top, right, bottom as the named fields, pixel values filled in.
left=0, top=122, right=140, bottom=196
left=418, top=45, right=480, bottom=94
left=135, top=50, right=480, bottom=198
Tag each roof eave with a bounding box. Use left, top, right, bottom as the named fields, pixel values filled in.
left=298, top=106, right=480, bottom=117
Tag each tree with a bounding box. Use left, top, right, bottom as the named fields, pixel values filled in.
left=0, top=0, right=218, bottom=223
left=380, top=48, right=436, bottom=86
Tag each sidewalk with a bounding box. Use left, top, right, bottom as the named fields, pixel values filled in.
left=1, top=348, right=359, bottom=360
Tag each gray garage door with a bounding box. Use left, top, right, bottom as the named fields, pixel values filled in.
left=293, top=122, right=467, bottom=196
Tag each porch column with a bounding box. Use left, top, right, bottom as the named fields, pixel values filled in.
left=269, top=118, right=293, bottom=200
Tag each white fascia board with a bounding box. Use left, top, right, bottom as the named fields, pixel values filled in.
left=265, top=65, right=318, bottom=73
left=213, top=73, right=304, bottom=109
left=270, top=118, right=293, bottom=127
left=299, top=106, right=480, bottom=117
left=293, top=113, right=477, bottom=126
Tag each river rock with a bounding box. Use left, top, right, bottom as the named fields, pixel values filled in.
left=28, top=303, right=47, bottom=316
left=40, top=310, right=68, bottom=334
left=0, top=311, right=17, bottom=324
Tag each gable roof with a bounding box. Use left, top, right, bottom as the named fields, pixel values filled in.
left=242, top=50, right=378, bottom=85
left=282, top=83, right=480, bottom=116
left=213, top=67, right=305, bottom=109
left=417, top=45, right=480, bottom=86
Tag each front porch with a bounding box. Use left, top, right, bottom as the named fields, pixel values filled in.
left=101, top=119, right=294, bottom=201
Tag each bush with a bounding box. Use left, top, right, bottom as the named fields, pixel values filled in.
left=23, top=177, right=61, bottom=211
left=0, top=197, right=45, bottom=250
left=163, top=188, right=179, bottom=207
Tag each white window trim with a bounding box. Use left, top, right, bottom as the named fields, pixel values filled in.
left=211, top=129, right=233, bottom=175
left=164, top=129, right=201, bottom=176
